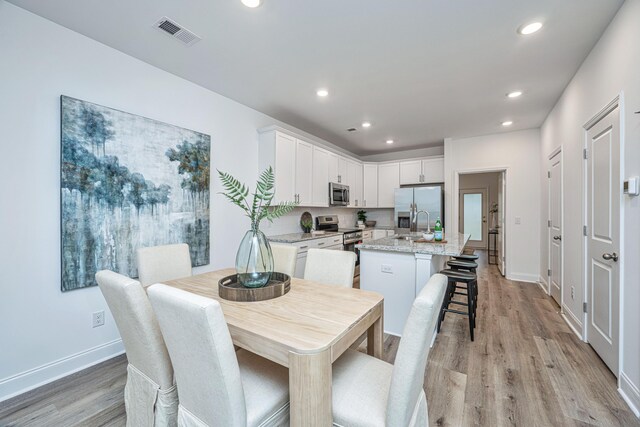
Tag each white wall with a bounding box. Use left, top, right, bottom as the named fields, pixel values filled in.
left=444, top=129, right=541, bottom=282
left=0, top=2, right=357, bottom=401
left=539, top=0, right=640, bottom=414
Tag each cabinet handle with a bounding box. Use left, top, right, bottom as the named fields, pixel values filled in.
left=300, top=245, right=308, bottom=249
left=338, top=175, right=341, bottom=183
left=318, top=242, right=325, bottom=246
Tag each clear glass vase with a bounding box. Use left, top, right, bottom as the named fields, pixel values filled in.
left=235, top=228, right=274, bottom=288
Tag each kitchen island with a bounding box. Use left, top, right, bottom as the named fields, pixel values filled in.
left=357, top=232, right=471, bottom=336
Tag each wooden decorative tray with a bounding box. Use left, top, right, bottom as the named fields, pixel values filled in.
left=218, top=272, right=291, bottom=302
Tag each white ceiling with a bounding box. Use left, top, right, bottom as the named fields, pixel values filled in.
left=9, top=0, right=623, bottom=155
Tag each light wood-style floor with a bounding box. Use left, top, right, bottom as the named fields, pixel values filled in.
left=1, top=252, right=638, bottom=426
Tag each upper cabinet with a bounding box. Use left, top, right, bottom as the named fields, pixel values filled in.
left=378, top=162, right=400, bottom=208
left=328, top=153, right=349, bottom=184
left=347, top=160, right=363, bottom=207
left=264, top=131, right=296, bottom=204
left=312, top=146, right=330, bottom=206
left=399, top=156, right=444, bottom=185
left=363, top=164, right=378, bottom=208
left=295, top=139, right=313, bottom=206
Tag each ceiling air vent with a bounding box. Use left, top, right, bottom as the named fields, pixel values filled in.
left=154, top=17, right=201, bottom=46
left=347, top=128, right=357, bottom=132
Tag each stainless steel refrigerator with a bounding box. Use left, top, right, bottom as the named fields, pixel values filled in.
left=394, top=185, right=444, bottom=231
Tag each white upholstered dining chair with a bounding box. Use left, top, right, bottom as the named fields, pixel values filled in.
left=270, top=243, right=298, bottom=277
left=304, top=248, right=356, bottom=287
left=95, top=270, right=178, bottom=427
left=136, top=243, right=192, bottom=287
left=330, top=273, right=448, bottom=427
left=147, top=284, right=290, bottom=427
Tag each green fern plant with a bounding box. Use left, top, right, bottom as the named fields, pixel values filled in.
left=218, top=167, right=298, bottom=231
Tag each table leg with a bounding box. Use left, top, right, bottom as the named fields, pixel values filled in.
left=367, top=311, right=384, bottom=359
left=289, top=348, right=332, bottom=426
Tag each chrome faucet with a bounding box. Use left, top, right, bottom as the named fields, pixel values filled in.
left=413, top=210, right=431, bottom=233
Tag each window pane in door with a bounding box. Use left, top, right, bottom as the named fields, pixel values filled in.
left=463, top=193, right=482, bottom=241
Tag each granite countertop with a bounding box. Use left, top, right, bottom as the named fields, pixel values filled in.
left=356, top=233, right=471, bottom=256
left=267, top=231, right=343, bottom=243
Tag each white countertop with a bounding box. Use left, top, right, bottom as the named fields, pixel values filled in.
left=357, top=233, right=471, bottom=256
left=267, top=231, right=342, bottom=243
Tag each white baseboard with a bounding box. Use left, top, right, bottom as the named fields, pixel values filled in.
left=538, top=275, right=549, bottom=295
left=619, top=371, right=640, bottom=418
left=561, top=304, right=584, bottom=339
left=507, top=272, right=539, bottom=283
left=0, top=339, right=124, bottom=402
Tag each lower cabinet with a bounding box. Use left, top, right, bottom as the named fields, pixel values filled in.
left=275, top=235, right=343, bottom=278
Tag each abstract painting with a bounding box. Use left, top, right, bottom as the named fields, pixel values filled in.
left=60, top=96, right=210, bottom=291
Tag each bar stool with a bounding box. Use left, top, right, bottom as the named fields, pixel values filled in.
left=438, top=268, right=477, bottom=341
left=453, top=253, right=479, bottom=261
left=447, top=259, right=478, bottom=306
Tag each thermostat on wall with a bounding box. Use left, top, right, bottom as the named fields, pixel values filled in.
left=624, top=176, right=639, bottom=196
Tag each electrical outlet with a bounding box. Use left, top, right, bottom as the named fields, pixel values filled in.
left=570, top=286, right=575, bottom=300
left=92, top=311, right=105, bottom=328
left=515, top=216, right=521, bottom=225
left=381, top=264, right=393, bottom=274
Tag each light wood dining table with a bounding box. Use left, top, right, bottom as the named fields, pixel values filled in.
left=164, top=268, right=384, bottom=426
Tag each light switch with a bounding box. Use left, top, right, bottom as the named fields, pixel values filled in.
left=381, top=264, right=393, bottom=274
left=515, top=216, right=521, bottom=225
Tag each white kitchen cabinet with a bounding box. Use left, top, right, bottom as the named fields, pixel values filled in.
left=372, top=229, right=388, bottom=240
left=363, top=163, right=378, bottom=208
left=312, top=146, right=329, bottom=206
left=295, top=139, right=313, bottom=206
left=329, top=153, right=349, bottom=184
left=421, top=157, right=444, bottom=183
left=347, top=160, right=363, bottom=207
left=399, top=157, right=444, bottom=185
left=362, top=230, right=373, bottom=242
left=377, top=162, right=400, bottom=208
left=399, top=160, right=422, bottom=185
left=281, top=235, right=343, bottom=278
left=264, top=131, right=296, bottom=204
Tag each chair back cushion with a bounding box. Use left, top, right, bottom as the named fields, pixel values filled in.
left=386, top=273, right=448, bottom=426
left=95, top=270, right=174, bottom=389
left=137, top=243, right=192, bottom=287
left=271, top=244, right=298, bottom=277
left=147, top=284, right=246, bottom=427
left=303, top=248, right=356, bottom=287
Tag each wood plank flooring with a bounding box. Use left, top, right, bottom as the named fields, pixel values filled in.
left=1, top=252, right=638, bottom=426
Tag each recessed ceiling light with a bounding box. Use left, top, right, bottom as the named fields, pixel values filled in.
left=502, top=121, right=513, bottom=127
left=316, top=89, right=329, bottom=97
left=507, top=91, right=523, bottom=98
left=386, top=139, right=394, bottom=144
left=362, top=122, right=371, bottom=128
left=518, top=22, right=543, bottom=35
left=241, top=0, right=261, bottom=7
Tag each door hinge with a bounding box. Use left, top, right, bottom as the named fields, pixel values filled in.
left=548, top=220, right=552, bottom=227
left=583, top=148, right=588, bottom=159
left=547, top=171, right=551, bottom=178
left=583, top=302, right=587, bottom=313
left=548, top=269, right=551, bottom=276
left=583, top=225, right=587, bottom=236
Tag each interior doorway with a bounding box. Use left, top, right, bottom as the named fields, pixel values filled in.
left=547, top=148, right=563, bottom=305
left=458, top=172, right=505, bottom=273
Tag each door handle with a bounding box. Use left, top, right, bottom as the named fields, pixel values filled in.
left=553, top=235, right=562, bottom=241
left=602, top=252, right=618, bottom=262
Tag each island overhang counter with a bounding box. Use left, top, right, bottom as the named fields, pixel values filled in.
left=356, top=233, right=471, bottom=336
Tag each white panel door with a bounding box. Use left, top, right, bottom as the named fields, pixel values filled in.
left=338, top=156, right=349, bottom=185
left=497, top=171, right=506, bottom=276
left=328, top=152, right=340, bottom=183
left=295, top=139, right=313, bottom=206
left=363, top=164, right=378, bottom=208
left=586, top=105, right=620, bottom=375
left=312, top=147, right=329, bottom=207
left=378, top=163, right=400, bottom=208
left=349, top=162, right=363, bottom=207
left=421, top=157, right=444, bottom=183
left=273, top=132, right=296, bottom=203
left=399, top=160, right=422, bottom=185
left=548, top=151, right=562, bottom=304
left=459, top=188, right=488, bottom=249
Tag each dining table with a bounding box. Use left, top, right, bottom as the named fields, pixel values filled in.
left=164, top=268, right=384, bottom=426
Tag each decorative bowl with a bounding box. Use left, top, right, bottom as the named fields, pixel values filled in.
left=365, top=220, right=377, bottom=227
left=422, top=232, right=435, bottom=241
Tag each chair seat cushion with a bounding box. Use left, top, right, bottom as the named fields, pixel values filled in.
left=447, top=260, right=478, bottom=269
left=332, top=349, right=393, bottom=427
left=439, top=268, right=476, bottom=281
left=236, top=349, right=290, bottom=427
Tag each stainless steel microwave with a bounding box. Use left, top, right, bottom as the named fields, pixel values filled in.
left=329, top=182, right=349, bottom=206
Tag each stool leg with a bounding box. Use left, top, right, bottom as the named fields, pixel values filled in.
left=468, top=291, right=475, bottom=341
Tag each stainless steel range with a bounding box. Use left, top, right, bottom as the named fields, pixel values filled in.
left=315, top=215, right=363, bottom=270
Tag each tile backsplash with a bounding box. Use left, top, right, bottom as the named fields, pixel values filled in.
left=264, top=207, right=394, bottom=236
